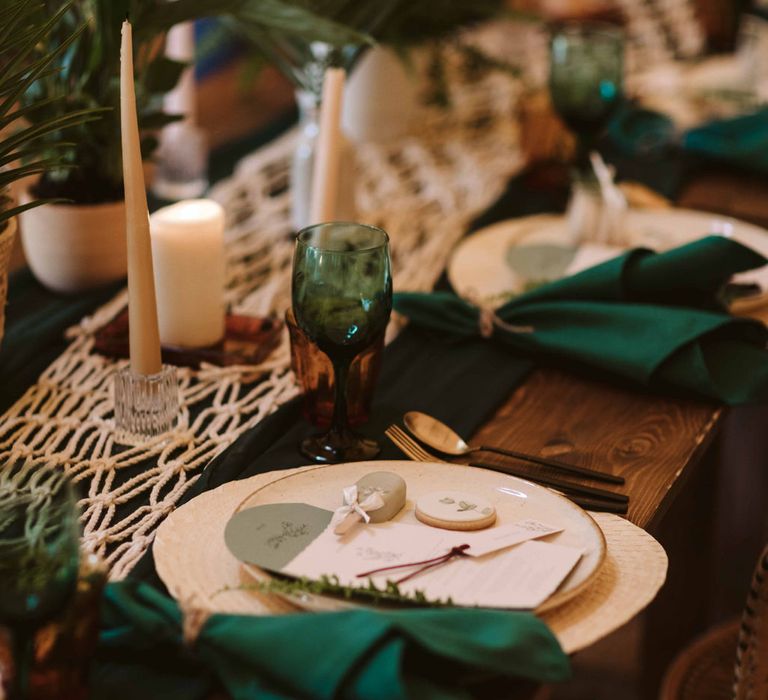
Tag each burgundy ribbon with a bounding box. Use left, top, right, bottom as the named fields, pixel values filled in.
left=356, top=544, right=470, bottom=584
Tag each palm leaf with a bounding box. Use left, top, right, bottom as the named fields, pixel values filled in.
left=0, top=199, right=68, bottom=229
left=0, top=0, right=100, bottom=223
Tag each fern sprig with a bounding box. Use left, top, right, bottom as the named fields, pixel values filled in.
left=217, top=573, right=455, bottom=608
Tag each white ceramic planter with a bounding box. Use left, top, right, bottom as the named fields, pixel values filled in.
left=20, top=193, right=127, bottom=294
left=342, top=45, right=429, bottom=144
left=0, top=216, right=17, bottom=347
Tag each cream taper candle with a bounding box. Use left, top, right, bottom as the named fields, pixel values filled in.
left=150, top=199, right=225, bottom=347
left=310, top=67, right=346, bottom=223
left=121, top=20, right=162, bottom=376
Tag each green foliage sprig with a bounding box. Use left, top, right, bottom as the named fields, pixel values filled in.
left=218, top=573, right=455, bottom=608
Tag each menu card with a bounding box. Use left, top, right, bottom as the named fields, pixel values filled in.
left=283, top=520, right=583, bottom=609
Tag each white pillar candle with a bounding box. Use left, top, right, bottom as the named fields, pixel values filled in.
left=310, top=67, right=346, bottom=224
left=150, top=199, right=226, bottom=348
left=120, top=20, right=162, bottom=376
left=164, top=21, right=196, bottom=124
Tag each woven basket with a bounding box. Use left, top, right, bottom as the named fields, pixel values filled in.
left=0, top=216, right=16, bottom=348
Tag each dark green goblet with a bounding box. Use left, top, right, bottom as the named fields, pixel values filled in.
left=292, top=222, right=392, bottom=463
left=0, top=463, right=80, bottom=699
left=549, top=23, right=624, bottom=174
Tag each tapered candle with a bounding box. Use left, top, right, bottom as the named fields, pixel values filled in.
left=310, top=67, right=346, bottom=223
left=121, top=20, right=162, bottom=376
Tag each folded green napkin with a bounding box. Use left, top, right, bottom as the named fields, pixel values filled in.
left=92, top=581, right=569, bottom=700
left=394, top=236, right=768, bottom=404
left=683, top=108, right=768, bottom=173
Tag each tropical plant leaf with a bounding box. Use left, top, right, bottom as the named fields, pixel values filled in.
left=0, top=199, right=67, bottom=229
left=0, top=0, right=99, bottom=223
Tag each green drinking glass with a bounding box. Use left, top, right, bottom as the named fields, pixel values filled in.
left=0, top=463, right=80, bottom=699
left=292, top=222, right=392, bottom=463
left=549, top=22, right=624, bottom=174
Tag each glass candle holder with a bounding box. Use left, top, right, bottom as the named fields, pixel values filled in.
left=113, top=364, right=179, bottom=444
left=286, top=309, right=383, bottom=429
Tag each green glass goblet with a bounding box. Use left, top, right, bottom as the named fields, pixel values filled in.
left=549, top=22, right=624, bottom=175
left=292, top=222, right=392, bottom=463
left=0, top=463, right=80, bottom=700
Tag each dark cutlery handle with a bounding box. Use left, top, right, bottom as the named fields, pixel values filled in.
left=478, top=445, right=625, bottom=485
left=468, top=460, right=628, bottom=504
left=569, top=496, right=628, bottom=515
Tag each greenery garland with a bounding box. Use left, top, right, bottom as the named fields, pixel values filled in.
left=218, top=573, right=455, bottom=608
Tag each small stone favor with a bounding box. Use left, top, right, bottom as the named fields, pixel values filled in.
left=333, top=471, right=406, bottom=535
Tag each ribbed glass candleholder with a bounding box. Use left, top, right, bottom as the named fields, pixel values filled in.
left=113, top=365, right=179, bottom=444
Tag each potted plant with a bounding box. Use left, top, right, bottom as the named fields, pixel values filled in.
left=17, top=0, right=366, bottom=293
left=1, top=0, right=98, bottom=339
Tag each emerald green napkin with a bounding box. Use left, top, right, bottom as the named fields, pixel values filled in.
left=683, top=109, right=768, bottom=174
left=92, top=581, right=569, bottom=700
left=394, top=236, right=768, bottom=404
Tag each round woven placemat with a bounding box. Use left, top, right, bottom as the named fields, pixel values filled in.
left=153, top=467, right=667, bottom=654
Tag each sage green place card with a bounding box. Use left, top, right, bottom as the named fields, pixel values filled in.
left=506, top=243, right=577, bottom=285
left=224, top=503, right=333, bottom=572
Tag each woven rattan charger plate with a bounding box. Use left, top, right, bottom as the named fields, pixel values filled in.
left=154, top=465, right=668, bottom=654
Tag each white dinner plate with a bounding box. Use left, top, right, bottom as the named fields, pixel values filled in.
left=447, top=208, right=768, bottom=310
left=231, top=460, right=606, bottom=613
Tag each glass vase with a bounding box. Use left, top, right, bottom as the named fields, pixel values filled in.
left=291, top=88, right=358, bottom=231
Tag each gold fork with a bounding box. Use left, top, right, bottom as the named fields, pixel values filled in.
left=385, top=424, right=628, bottom=514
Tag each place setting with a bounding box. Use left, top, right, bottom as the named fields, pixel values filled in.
left=151, top=165, right=663, bottom=662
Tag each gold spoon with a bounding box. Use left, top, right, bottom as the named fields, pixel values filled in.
left=403, top=411, right=624, bottom=486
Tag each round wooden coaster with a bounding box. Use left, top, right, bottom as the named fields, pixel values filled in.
left=415, top=490, right=497, bottom=531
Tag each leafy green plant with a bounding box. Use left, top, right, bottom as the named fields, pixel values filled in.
left=21, top=0, right=371, bottom=205
left=0, top=0, right=100, bottom=232
left=217, top=573, right=455, bottom=608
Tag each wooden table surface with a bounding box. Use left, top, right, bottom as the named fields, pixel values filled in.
left=473, top=369, right=722, bottom=531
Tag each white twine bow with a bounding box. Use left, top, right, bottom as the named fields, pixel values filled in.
left=332, top=485, right=385, bottom=534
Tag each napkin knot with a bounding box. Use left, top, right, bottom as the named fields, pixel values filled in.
left=181, top=596, right=212, bottom=648
left=475, top=304, right=534, bottom=339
